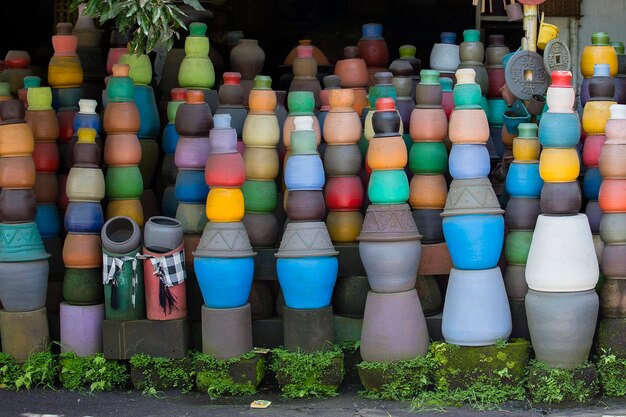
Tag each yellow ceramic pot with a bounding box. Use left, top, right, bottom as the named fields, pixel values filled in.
left=539, top=148, right=580, bottom=182
left=513, top=138, right=541, bottom=162
left=581, top=33, right=618, bottom=77
left=0, top=123, right=35, bottom=156
left=48, top=56, right=83, bottom=88
left=409, top=174, right=448, bottom=209
left=582, top=100, right=615, bottom=134
left=243, top=147, right=279, bottom=180
left=206, top=188, right=244, bottom=222
left=367, top=135, right=407, bottom=170
left=106, top=199, right=144, bottom=227
left=326, top=210, right=363, bottom=243
left=242, top=114, right=280, bottom=148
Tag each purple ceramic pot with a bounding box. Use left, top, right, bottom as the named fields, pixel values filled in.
left=60, top=302, right=104, bottom=356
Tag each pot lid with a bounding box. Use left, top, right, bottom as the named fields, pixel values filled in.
left=442, top=178, right=504, bottom=216
left=275, top=221, right=338, bottom=258
left=358, top=203, right=422, bottom=242
left=193, top=221, right=256, bottom=258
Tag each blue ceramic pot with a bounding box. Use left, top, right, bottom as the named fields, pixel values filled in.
left=161, top=186, right=179, bottom=218
left=361, top=23, right=383, bottom=39
left=0, top=222, right=50, bottom=262
left=35, top=204, right=62, bottom=238
left=506, top=162, right=544, bottom=198
left=175, top=169, right=209, bottom=203
left=442, top=214, right=504, bottom=270
left=284, top=155, right=325, bottom=190
left=449, top=144, right=490, bottom=179
left=162, top=123, right=179, bottom=155
left=73, top=112, right=100, bottom=135
left=277, top=256, right=338, bottom=309
left=318, top=110, right=328, bottom=134
left=440, top=32, right=457, bottom=44
left=502, top=101, right=531, bottom=135
left=64, top=202, right=104, bottom=234
left=486, top=98, right=509, bottom=126
left=538, top=112, right=581, bottom=147
left=583, top=167, right=602, bottom=200
left=194, top=256, right=254, bottom=308
left=134, top=85, right=160, bottom=139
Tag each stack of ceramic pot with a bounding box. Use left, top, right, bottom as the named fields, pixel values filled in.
left=581, top=32, right=618, bottom=107
left=73, top=3, right=106, bottom=101
left=441, top=68, right=511, bottom=346
left=525, top=71, right=599, bottom=369
left=119, top=48, right=160, bottom=197
left=24, top=78, right=63, bottom=282
left=178, top=22, right=217, bottom=113
left=358, top=97, right=428, bottom=362
left=613, top=42, right=626, bottom=104
left=583, top=64, right=616, bottom=256
left=503, top=123, right=542, bottom=339
left=174, top=90, right=211, bottom=282
left=0, top=99, right=51, bottom=363
left=230, top=39, right=265, bottom=107
left=283, top=91, right=321, bottom=158
left=398, top=45, right=421, bottom=99
left=241, top=76, right=280, bottom=248
left=318, top=75, right=341, bottom=135
left=357, top=23, right=389, bottom=86
left=390, top=59, right=415, bottom=141
left=485, top=35, right=510, bottom=159
left=363, top=72, right=397, bottom=143
left=333, top=46, right=369, bottom=117
left=0, top=50, right=33, bottom=96
left=598, top=104, right=626, bottom=355
left=160, top=88, right=186, bottom=217
left=193, top=113, right=254, bottom=359
left=409, top=70, right=448, bottom=245
left=289, top=45, right=321, bottom=110
left=430, top=32, right=460, bottom=83
left=61, top=127, right=105, bottom=356
left=103, top=64, right=144, bottom=226
left=458, top=29, right=488, bottom=98
left=215, top=72, right=247, bottom=151
left=18, top=76, right=40, bottom=109
left=324, top=88, right=364, bottom=244
left=276, top=116, right=338, bottom=352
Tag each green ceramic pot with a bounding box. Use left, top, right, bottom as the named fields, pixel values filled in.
left=504, top=230, right=533, bottom=265
left=253, top=75, right=272, bottom=90
left=368, top=169, right=410, bottom=204
left=105, top=166, right=144, bottom=199
left=175, top=202, right=207, bottom=234
left=27, top=86, right=53, bottom=111
left=419, top=70, right=440, bottom=85
left=107, top=77, right=135, bottom=102
left=102, top=247, right=146, bottom=320
left=178, top=23, right=215, bottom=89
left=463, top=29, right=481, bottom=42
left=287, top=91, right=315, bottom=115
left=409, top=142, right=448, bottom=174
left=63, top=268, right=103, bottom=305
left=453, top=83, right=482, bottom=109
left=242, top=180, right=277, bottom=213
left=290, top=130, right=317, bottom=155
left=118, top=53, right=152, bottom=86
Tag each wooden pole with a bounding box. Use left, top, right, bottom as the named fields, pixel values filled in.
left=523, top=5, right=538, bottom=52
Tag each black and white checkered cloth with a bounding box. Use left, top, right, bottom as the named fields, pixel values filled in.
left=139, top=250, right=187, bottom=288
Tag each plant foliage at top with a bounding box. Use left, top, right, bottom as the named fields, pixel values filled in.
left=70, top=0, right=205, bottom=54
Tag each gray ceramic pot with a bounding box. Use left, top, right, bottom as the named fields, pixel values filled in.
left=0, top=260, right=49, bottom=312
left=503, top=264, right=528, bottom=301
left=276, top=221, right=338, bottom=258
left=600, top=213, right=626, bottom=244
left=283, top=305, right=334, bottom=352
left=201, top=303, right=253, bottom=360
left=323, top=144, right=362, bottom=177
left=525, top=289, right=598, bottom=368
left=359, top=239, right=421, bottom=293
left=505, top=197, right=541, bottom=230
left=601, top=244, right=626, bottom=277
left=442, top=267, right=512, bottom=346
left=101, top=216, right=141, bottom=254
left=360, top=289, right=429, bottom=362
left=143, top=216, right=183, bottom=253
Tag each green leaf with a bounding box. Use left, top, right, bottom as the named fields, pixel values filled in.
left=183, top=0, right=205, bottom=11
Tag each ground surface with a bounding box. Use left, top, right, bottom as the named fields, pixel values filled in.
left=2, top=383, right=626, bottom=417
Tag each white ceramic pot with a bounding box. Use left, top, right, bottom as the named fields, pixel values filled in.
left=525, top=214, right=599, bottom=292
left=546, top=86, right=575, bottom=113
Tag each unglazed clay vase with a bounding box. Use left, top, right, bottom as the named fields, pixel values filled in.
left=525, top=289, right=598, bottom=368
left=332, top=275, right=370, bottom=318
left=526, top=214, right=599, bottom=291
left=357, top=23, right=389, bottom=68
left=442, top=267, right=512, bottom=346
left=360, top=289, right=429, bottom=362
left=230, top=39, right=265, bottom=80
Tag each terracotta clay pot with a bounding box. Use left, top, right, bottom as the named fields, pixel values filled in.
left=409, top=108, right=448, bottom=141
left=0, top=123, right=34, bottom=156
left=104, top=134, right=142, bottom=166
left=25, top=110, right=60, bottom=142
left=409, top=174, right=447, bottom=209
left=0, top=156, right=36, bottom=189
left=103, top=102, right=140, bottom=134
left=143, top=244, right=187, bottom=320
left=62, top=234, right=102, bottom=269
left=33, top=173, right=59, bottom=203
left=449, top=109, right=489, bottom=144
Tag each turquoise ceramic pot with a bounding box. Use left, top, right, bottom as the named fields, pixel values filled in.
left=368, top=169, right=410, bottom=204
left=134, top=85, right=160, bottom=139
left=486, top=98, right=510, bottom=126
left=0, top=222, right=50, bottom=262
left=453, top=83, right=482, bottom=108
left=538, top=111, right=581, bottom=147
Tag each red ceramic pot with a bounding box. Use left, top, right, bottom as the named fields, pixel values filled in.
left=32, top=142, right=60, bottom=173
left=582, top=135, right=606, bottom=168
left=325, top=176, right=364, bottom=211
left=143, top=244, right=187, bottom=321
left=486, top=67, right=505, bottom=98
left=204, top=153, right=245, bottom=188
left=57, top=110, right=76, bottom=142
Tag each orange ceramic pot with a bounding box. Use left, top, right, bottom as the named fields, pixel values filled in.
left=283, top=115, right=321, bottom=148
left=33, top=173, right=59, bottom=203
left=104, top=134, right=142, bottom=166
left=326, top=210, right=364, bottom=243
left=600, top=143, right=626, bottom=178
left=205, top=188, right=245, bottom=222
left=103, top=102, right=141, bottom=134
left=409, top=108, right=448, bottom=142
left=367, top=135, right=407, bottom=170
left=106, top=199, right=144, bottom=227
left=62, top=234, right=102, bottom=269
left=352, top=88, right=368, bottom=116
left=0, top=156, right=36, bottom=188
left=32, top=142, right=60, bottom=173
left=448, top=109, right=489, bottom=144
left=323, top=111, right=362, bottom=144
left=409, top=174, right=448, bottom=209
left=25, top=110, right=59, bottom=142
left=0, top=123, right=34, bottom=156
left=328, top=89, right=355, bottom=112
left=243, top=147, right=279, bottom=180
left=582, top=101, right=615, bottom=134
left=334, top=59, right=369, bottom=88
left=248, top=89, right=277, bottom=114
left=600, top=179, right=626, bottom=212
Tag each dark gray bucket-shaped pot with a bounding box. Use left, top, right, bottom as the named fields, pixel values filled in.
left=201, top=303, right=252, bottom=360
left=0, top=259, right=49, bottom=312
left=283, top=304, right=334, bottom=353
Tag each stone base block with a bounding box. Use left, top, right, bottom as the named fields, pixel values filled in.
left=253, top=247, right=278, bottom=280
left=528, top=361, right=598, bottom=404
left=596, top=318, right=626, bottom=357
left=195, top=352, right=266, bottom=396
left=274, top=349, right=344, bottom=398
left=358, top=356, right=430, bottom=400
left=252, top=316, right=283, bottom=349
left=130, top=356, right=193, bottom=391
left=283, top=305, right=334, bottom=352
left=103, top=318, right=189, bottom=359
left=333, top=315, right=362, bottom=344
